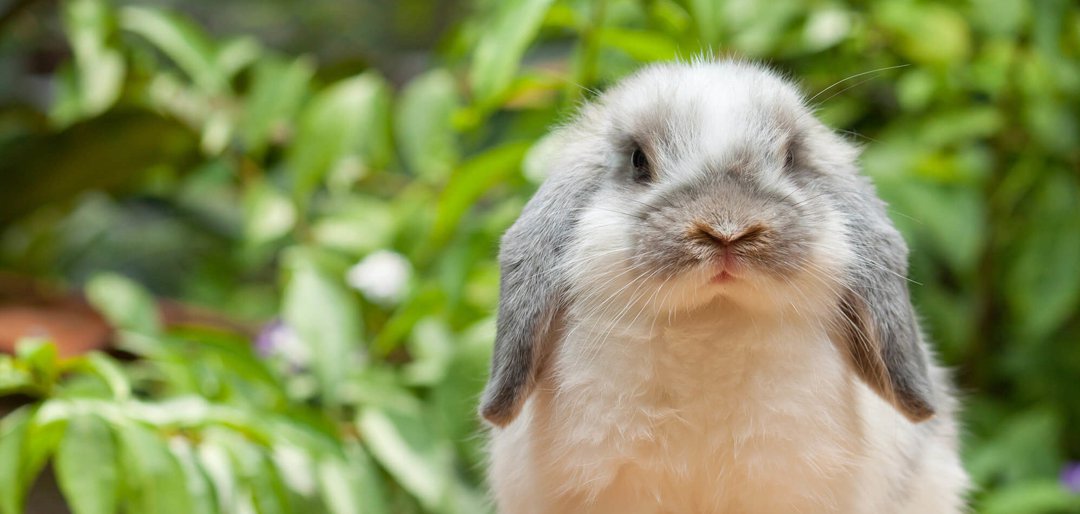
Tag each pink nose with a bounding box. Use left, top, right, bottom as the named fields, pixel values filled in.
left=690, top=221, right=767, bottom=248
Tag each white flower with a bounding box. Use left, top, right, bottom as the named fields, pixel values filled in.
left=803, top=9, right=851, bottom=50
left=346, top=250, right=412, bottom=304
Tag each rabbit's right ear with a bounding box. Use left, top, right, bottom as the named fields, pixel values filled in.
left=479, top=172, right=594, bottom=427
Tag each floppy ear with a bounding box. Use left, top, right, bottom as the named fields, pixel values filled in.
left=832, top=189, right=937, bottom=423
left=479, top=173, right=596, bottom=427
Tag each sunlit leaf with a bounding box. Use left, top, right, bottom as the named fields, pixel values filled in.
left=402, top=317, right=455, bottom=386
left=241, top=57, right=315, bottom=155
left=0, top=407, right=65, bottom=514
left=115, top=421, right=194, bottom=514
left=469, top=0, right=556, bottom=103
left=55, top=0, right=125, bottom=123
left=198, top=443, right=239, bottom=512
left=310, top=197, right=396, bottom=256
left=318, top=449, right=388, bottom=514
left=244, top=180, right=297, bottom=245
left=86, top=272, right=162, bottom=334
left=169, top=437, right=219, bottom=514
left=81, top=352, right=132, bottom=400
left=216, top=431, right=288, bottom=514
left=0, top=355, right=34, bottom=395
left=686, top=0, right=722, bottom=44
left=358, top=406, right=452, bottom=509
left=597, top=28, right=680, bottom=62
left=120, top=6, right=225, bottom=93
left=15, top=338, right=60, bottom=390
left=56, top=414, right=119, bottom=514
left=287, top=72, right=392, bottom=202
left=873, top=1, right=971, bottom=65
left=214, top=36, right=262, bottom=80
left=396, top=69, right=461, bottom=181
left=980, top=480, right=1080, bottom=514
left=427, top=141, right=531, bottom=250
left=0, top=408, right=32, bottom=514
left=282, top=248, right=363, bottom=406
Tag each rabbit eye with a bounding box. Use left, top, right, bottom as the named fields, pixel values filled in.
left=630, top=147, right=651, bottom=183
left=783, top=147, right=796, bottom=169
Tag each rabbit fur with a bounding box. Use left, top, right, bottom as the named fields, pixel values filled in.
left=480, top=60, right=969, bottom=514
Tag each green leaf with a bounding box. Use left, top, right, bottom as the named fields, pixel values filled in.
left=597, top=28, right=680, bottom=62
left=1005, top=172, right=1080, bottom=338
left=197, top=443, right=239, bottom=512
left=0, top=407, right=65, bottom=514
left=876, top=179, right=986, bottom=275
left=214, top=36, right=261, bottom=80
left=15, top=338, right=60, bottom=390
left=55, top=414, right=119, bottom=514
left=0, top=408, right=32, bottom=514
left=85, top=272, right=162, bottom=334
left=115, top=421, right=194, bottom=514
left=310, top=197, right=396, bottom=255
left=395, top=69, right=461, bottom=181
left=287, top=72, right=392, bottom=202
left=281, top=248, right=363, bottom=406
left=427, top=141, right=531, bottom=251
left=969, top=0, right=1029, bottom=37
left=469, top=0, right=556, bottom=103
left=966, top=408, right=1061, bottom=486
left=873, top=1, right=971, bottom=65
left=169, top=438, right=218, bottom=514
left=648, top=0, right=692, bottom=35
left=119, top=6, right=225, bottom=94
left=55, top=0, right=125, bottom=123
left=82, top=352, right=132, bottom=401
left=0, top=110, right=197, bottom=225
left=402, top=317, right=455, bottom=386
left=0, top=355, right=34, bottom=395
left=358, top=406, right=452, bottom=509
left=244, top=180, right=297, bottom=245
left=980, top=480, right=1080, bottom=514
left=686, top=0, right=722, bottom=44
left=240, top=56, right=315, bottom=156
left=216, top=431, right=288, bottom=514
left=318, top=449, right=388, bottom=514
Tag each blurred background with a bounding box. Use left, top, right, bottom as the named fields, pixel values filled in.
left=0, top=0, right=1078, bottom=512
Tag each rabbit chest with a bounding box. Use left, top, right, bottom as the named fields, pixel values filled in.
left=488, top=306, right=903, bottom=513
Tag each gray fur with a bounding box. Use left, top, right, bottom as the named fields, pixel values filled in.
left=830, top=174, right=936, bottom=421
left=479, top=165, right=602, bottom=426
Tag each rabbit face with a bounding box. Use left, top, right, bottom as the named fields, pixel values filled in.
left=563, top=62, right=857, bottom=315
left=482, top=60, right=936, bottom=427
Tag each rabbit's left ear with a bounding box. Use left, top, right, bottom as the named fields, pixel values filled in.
left=836, top=285, right=936, bottom=422
left=832, top=188, right=936, bottom=423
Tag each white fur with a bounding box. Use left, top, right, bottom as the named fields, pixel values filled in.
left=486, top=61, right=968, bottom=513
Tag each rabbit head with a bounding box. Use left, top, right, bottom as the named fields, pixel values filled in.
left=480, top=60, right=935, bottom=427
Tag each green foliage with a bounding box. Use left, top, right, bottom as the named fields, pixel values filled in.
left=0, top=0, right=1078, bottom=512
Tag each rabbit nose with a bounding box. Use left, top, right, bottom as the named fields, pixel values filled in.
left=689, top=221, right=767, bottom=248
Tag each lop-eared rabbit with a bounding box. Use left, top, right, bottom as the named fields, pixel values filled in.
left=480, top=60, right=968, bottom=513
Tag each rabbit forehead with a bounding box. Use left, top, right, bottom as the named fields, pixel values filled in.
left=601, top=61, right=807, bottom=170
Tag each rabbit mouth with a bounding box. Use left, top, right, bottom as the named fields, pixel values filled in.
left=709, top=249, right=743, bottom=283
left=710, top=270, right=735, bottom=283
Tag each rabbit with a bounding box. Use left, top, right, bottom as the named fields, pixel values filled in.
left=478, top=59, right=970, bottom=514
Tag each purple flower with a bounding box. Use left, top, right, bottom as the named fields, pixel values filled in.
left=254, top=319, right=285, bottom=357
left=253, top=319, right=310, bottom=370
left=1062, top=462, right=1080, bottom=493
